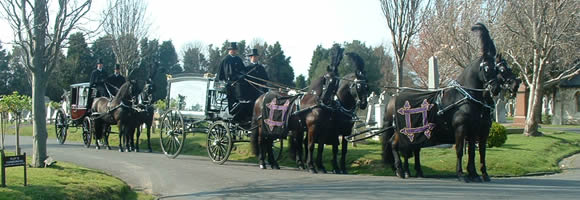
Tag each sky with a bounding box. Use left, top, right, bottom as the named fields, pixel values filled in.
left=0, top=0, right=392, bottom=79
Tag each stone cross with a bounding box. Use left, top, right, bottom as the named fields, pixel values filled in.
left=429, top=56, right=439, bottom=89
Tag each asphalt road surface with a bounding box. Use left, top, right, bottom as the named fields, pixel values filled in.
left=3, top=135, right=580, bottom=200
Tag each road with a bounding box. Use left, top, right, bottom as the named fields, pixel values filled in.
left=3, top=135, right=580, bottom=200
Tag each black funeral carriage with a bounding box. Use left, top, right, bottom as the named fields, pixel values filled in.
left=54, top=82, right=95, bottom=147
left=159, top=73, right=283, bottom=164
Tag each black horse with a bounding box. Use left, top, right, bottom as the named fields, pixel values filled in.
left=92, top=70, right=147, bottom=152
left=132, top=81, right=155, bottom=152
left=287, top=52, right=369, bottom=174
left=382, top=23, right=503, bottom=182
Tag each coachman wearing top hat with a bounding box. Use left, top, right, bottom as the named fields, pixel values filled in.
left=88, top=58, right=108, bottom=108
left=217, top=42, right=250, bottom=123
left=106, top=64, right=126, bottom=96
left=245, top=48, right=269, bottom=99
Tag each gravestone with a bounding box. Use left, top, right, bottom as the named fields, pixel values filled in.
left=495, top=93, right=507, bottom=123
left=428, top=56, right=439, bottom=89
left=513, top=85, right=528, bottom=125
left=365, top=92, right=377, bottom=125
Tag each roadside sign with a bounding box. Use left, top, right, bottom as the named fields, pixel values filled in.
left=1, top=150, right=27, bottom=187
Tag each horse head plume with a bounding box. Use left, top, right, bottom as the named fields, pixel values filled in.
left=327, top=44, right=345, bottom=73
left=345, top=52, right=365, bottom=73
left=471, top=23, right=496, bottom=58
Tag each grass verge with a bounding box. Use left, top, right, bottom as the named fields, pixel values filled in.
left=0, top=150, right=155, bottom=200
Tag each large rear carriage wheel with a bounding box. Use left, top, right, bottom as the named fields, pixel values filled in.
left=207, top=121, right=232, bottom=165
left=54, top=109, right=68, bottom=144
left=82, top=116, right=93, bottom=148
left=160, top=109, right=186, bottom=158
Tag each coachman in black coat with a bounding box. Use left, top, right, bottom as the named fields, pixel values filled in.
left=217, top=42, right=249, bottom=123
left=87, top=59, right=108, bottom=109
left=106, top=64, right=126, bottom=96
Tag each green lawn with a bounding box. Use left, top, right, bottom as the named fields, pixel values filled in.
left=0, top=150, right=154, bottom=200
left=2, top=121, right=580, bottom=178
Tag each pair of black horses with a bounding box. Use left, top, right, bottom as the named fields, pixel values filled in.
left=90, top=69, right=155, bottom=153
left=251, top=23, right=520, bottom=183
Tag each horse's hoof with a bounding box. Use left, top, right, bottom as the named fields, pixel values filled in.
left=107, top=146, right=111, bottom=150
left=148, top=149, right=153, bottom=153
left=320, top=168, right=327, bottom=174
left=396, top=169, right=405, bottom=179
left=271, top=165, right=280, bottom=170
left=95, top=146, right=100, bottom=150
left=404, top=172, right=410, bottom=179
left=119, top=149, right=124, bottom=152
left=482, top=175, right=491, bottom=182
left=332, top=169, right=341, bottom=174
left=471, top=176, right=483, bottom=183
left=259, top=164, right=267, bottom=169
left=135, top=149, right=140, bottom=152
left=309, top=168, right=318, bottom=174
left=341, top=170, right=348, bottom=174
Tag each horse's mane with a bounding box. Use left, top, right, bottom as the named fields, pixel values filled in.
left=113, top=81, right=132, bottom=104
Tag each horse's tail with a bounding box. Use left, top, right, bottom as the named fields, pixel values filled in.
left=471, top=22, right=496, bottom=57
left=381, top=98, right=396, bottom=167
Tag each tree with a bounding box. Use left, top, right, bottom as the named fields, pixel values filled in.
left=103, top=0, right=149, bottom=76
left=0, top=42, right=11, bottom=95
left=182, top=42, right=207, bottom=73
left=0, top=0, right=92, bottom=167
left=0, top=92, right=31, bottom=155
left=501, top=0, right=580, bottom=136
left=379, top=0, right=431, bottom=88
left=264, top=42, right=294, bottom=87
left=295, top=74, right=307, bottom=89
left=91, top=35, right=117, bottom=75
left=159, top=40, right=181, bottom=75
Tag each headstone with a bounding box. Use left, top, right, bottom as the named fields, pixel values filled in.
left=513, top=85, right=528, bottom=125
left=375, top=91, right=388, bottom=128
left=428, top=56, right=439, bottom=89
left=365, top=92, right=377, bottom=125
left=495, top=93, right=507, bottom=123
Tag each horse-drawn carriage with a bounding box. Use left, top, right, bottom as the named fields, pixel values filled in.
left=54, top=82, right=96, bottom=147
left=159, top=73, right=283, bottom=164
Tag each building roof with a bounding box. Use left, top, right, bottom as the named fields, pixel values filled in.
left=560, top=73, right=580, bottom=88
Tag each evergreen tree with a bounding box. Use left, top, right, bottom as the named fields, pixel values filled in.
left=264, top=42, right=294, bottom=86
left=294, top=74, right=307, bottom=89
left=139, top=38, right=160, bottom=76
left=182, top=47, right=206, bottom=73
left=0, top=42, right=11, bottom=95
left=159, top=40, right=181, bottom=74
left=206, top=44, right=222, bottom=74
left=91, top=35, right=116, bottom=75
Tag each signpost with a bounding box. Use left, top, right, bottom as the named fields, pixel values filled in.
left=0, top=150, right=27, bottom=187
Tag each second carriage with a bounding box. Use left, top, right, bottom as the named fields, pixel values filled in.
left=159, top=73, right=283, bottom=164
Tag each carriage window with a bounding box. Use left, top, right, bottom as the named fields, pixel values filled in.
left=576, top=91, right=580, bottom=112
left=169, top=79, right=207, bottom=113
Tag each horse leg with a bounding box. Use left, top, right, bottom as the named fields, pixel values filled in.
left=268, top=138, right=280, bottom=169
left=306, top=128, right=317, bottom=174
left=403, top=152, right=411, bottom=179
left=479, top=138, right=490, bottom=182
left=258, top=133, right=267, bottom=169
left=414, top=148, right=424, bottom=178
left=118, top=125, right=125, bottom=152
left=316, top=142, right=327, bottom=173
left=105, top=126, right=111, bottom=150
left=340, top=136, right=348, bottom=174
left=135, top=125, right=141, bottom=152
left=129, top=127, right=136, bottom=152
left=455, top=127, right=467, bottom=182
left=295, top=131, right=305, bottom=170
left=331, top=141, right=340, bottom=174
left=467, top=138, right=482, bottom=182
left=147, top=123, right=152, bottom=152
left=392, top=141, right=404, bottom=179
left=94, top=121, right=102, bottom=150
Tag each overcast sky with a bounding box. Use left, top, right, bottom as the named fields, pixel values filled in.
left=0, top=0, right=392, bottom=79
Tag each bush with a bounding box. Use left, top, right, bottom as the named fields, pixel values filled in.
left=488, top=122, right=508, bottom=148
left=541, top=114, right=552, bottom=124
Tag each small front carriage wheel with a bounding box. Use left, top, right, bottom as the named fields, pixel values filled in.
left=160, top=109, right=186, bottom=158
left=207, top=121, right=232, bottom=165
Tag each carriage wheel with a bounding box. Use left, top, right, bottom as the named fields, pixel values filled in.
left=159, top=109, right=186, bottom=159
left=273, top=138, right=284, bottom=161
left=54, top=109, right=68, bottom=144
left=207, top=121, right=232, bottom=165
left=82, top=116, right=93, bottom=148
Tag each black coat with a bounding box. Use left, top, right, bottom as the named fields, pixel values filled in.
left=217, top=55, right=245, bottom=82
left=106, top=74, right=126, bottom=89
left=245, top=63, right=269, bottom=98
left=90, top=69, right=107, bottom=97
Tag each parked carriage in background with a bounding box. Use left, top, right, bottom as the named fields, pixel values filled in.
left=55, top=82, right=98, bottom=147
left=159, top=73, right=283, bottom=164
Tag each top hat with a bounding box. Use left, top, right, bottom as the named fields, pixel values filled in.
left=247, top=49, right=260, bottom=57
left=227, top=42, right=238, bottom=50
left=115, top=64, right=121, bottom=70
left=96, top=58, right=103, bottom=64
